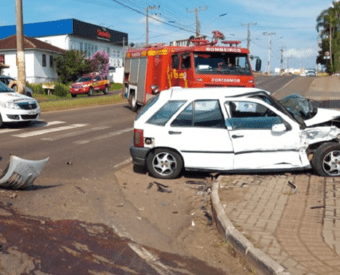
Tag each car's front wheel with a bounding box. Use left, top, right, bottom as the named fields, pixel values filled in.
left=312, top=142, right=340, bottom=176
left=103, top=86, right=109, bottom=95
left=146, top=148, right=183, bottom=179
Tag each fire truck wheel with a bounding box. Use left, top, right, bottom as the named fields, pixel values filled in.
left=88, top=88, right=93, bottom=97
left=129, top=91, right=138, bottom=112
left=103, top=86, right=109, bottom=95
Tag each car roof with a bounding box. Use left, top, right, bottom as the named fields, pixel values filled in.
left=167, top=87, right=269, bottom=100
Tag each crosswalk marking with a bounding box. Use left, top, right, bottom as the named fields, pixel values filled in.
left=13, top=124, right=88, bottom=138
left=31, top=121, right=65, bottom=127
left=0, top=128, right=21, bottom=134
left=74, top=128, right=133, bottom=144
left=41, top=126, right=110, bottom=141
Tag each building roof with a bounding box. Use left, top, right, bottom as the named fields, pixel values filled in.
left=0, top=35, right=66, bottom=54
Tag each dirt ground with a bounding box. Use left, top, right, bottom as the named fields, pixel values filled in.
left=0, top=163, right=255, bottom=274
left=114, top=164, right=255, bottom=274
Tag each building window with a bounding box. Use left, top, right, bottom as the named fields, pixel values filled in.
left=84, top=43, right=88, bottom=56
left=50, top=55, right=53, bottom=67
left=80, top=42, right=83, bottom=53
left=95, top=45, right=98, bottom=53
left=42, top=54, right=46, bottom=67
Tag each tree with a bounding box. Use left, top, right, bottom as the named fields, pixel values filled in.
left=316, top=1, right=340, bottom=73
left=55, top=50, right=91, bottom=83
left=89, top=50, right=110, bottom=79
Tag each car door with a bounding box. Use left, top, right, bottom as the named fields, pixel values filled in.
left=225, top=99, right=302, bottom=170
left=166, top=99, right=234, bottom=170
left=93, top=76, right=101, bottom=91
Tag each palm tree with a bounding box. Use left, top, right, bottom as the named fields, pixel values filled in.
left=316, top=1, right=340, bottom=71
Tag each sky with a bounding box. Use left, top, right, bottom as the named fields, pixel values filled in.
left=0, top=0, right=335, bottom=71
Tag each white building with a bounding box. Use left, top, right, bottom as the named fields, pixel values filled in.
left=0, top=35, right=66, bottom=83
left=0, top=19, right=128, bottom=82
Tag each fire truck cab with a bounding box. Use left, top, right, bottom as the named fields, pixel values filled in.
left=123, top=32, right=259, bottom=111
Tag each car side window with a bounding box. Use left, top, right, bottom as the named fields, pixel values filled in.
left=226, top=101, right=282, bottom=130
left=171, top=100, right=225, bottom=128
left=94, top=76, right=101, bottom=81
left=147, top=101, right=186, bottom=126
left=171, top=103, right=193, bottom=127
left=182, top=53, right=191, bottom=69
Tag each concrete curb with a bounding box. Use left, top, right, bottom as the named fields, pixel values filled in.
left=211, top=178, right=291, bottom=275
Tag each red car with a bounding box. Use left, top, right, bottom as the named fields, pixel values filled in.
left=69, top=73, right=111, bottom=97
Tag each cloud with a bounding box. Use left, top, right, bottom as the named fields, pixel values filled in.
left=284, top=48, right=318, bottom=59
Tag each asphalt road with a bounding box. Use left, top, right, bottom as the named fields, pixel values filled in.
left=0, top=76, right=316, bottom=274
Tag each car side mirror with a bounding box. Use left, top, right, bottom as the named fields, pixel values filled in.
left=272, top=123, right=286, bottom=133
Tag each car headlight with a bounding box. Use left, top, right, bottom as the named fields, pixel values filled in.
left=0, top=102, right=20, bottom=109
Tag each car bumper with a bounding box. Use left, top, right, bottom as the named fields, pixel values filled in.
left=1, top=107, right=41, bottom=122
left=130, top=143, right=151, bottom=166
left=70, top=87, right=90, bottom=94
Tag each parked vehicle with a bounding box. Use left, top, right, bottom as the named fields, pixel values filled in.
left=0, top=75, right=33, bottom=97
left=306, top=70, right=317, bottom=77
left=0, top=81, right=40, bottom=127
left=69, top=72, right=111, bottom=97
left=123, top=31, right=260, bottom=111
left=131, top=87, right=340, bottom=179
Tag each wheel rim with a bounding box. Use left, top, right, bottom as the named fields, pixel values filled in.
left=152, top=152, right=177, bottom=176
left=105, top=87, right=108, bottom=93
left=323, top=150, right=340, bottom=176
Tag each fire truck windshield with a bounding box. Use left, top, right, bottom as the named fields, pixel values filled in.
left=194, top=52, right=252, bottom=76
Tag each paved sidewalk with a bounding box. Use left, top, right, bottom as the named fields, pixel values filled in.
left=216, top=173, right=340, bottom=275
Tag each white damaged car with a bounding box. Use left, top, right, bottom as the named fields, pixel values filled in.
left=130, top=87, right=340, bottom=179
left=0, top=81, right=40, bottom=127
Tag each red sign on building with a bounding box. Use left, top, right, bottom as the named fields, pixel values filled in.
left=97, top=30, right=110, bottom=39
left=0, top=55, right=5, bottom=64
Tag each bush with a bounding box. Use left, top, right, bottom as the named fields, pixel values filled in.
left=53, top=82, right=69, bottom=97
left=28, top=83, right=44, bottom=94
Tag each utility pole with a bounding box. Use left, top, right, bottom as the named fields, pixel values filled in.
left=146, top=5, right=160, bottom=47
left=280, top=47, right=284, bottom=72
left=16, top=0, right=26, bottom=94
left=242, top=22, right=257, bottom=51
left=187, top=6, right=208, bottom=37
left=263, top=32, right=275, bottom=75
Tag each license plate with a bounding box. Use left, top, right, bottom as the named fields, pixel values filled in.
left=75, top=89, right=79, bottom=91
left=28, top=111, right=36, bottom=115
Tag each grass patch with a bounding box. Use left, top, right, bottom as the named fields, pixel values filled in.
left=39, top=94, right=125, bottom=112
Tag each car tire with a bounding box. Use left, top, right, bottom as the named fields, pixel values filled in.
left=103, top=86, right=109, bottom=95
left=146, top=148, right=183, bottom=179
left=71, top=94, right=77, bottom=98
left=88, top=88, right=93, bottom=97
left=312, top=142, right=340, bottom=176
left=0, top=114, right=3, bottom=128
left=129, top=91, right=138, bottom=112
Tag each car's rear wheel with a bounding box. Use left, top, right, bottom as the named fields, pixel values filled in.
left=146, top=148, right=183, bottom=179
left=129, top=91, right=138, bottom=112
left=312, top=142, right=340, bottom=176
left=103, top=86, right=109, bottom=95
left=88, top=88, right=93, bottom=97
left=71, top=94, right=77, bottom=98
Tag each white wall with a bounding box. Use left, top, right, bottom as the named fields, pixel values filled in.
left=37, top=35, right=124, bottom=67
left=0, top=50, right=58, bottom=83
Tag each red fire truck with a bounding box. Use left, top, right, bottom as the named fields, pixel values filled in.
left=123, top=31, right=260, bottom=111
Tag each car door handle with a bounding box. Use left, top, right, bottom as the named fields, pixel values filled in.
left=232, top=135, right=244, bottom=139
left=169, top=131, right=182, bottom=135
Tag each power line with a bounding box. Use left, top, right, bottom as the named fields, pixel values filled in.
left=186, top=5, right=208, bottom=37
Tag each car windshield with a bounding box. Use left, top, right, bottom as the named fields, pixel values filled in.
left=194, top=52, right=252, bottom=76
left=77, top=77, right=92, bottom=82
left=279, top=94, right=313, bottom=122
left=0, top=81, right=14, bottom=93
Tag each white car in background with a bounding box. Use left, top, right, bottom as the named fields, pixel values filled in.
left=130, top=87, right=340, bottom=179
left=0, top=81, right=40, bottom=127
left=0, top=75, right=33, bottom=97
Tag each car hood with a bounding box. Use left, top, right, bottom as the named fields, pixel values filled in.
left=305, top=108, right=340, bottom=127
left=72, top=82, right=90, bottom=87
left=0, top=92, right=36, bottom=103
